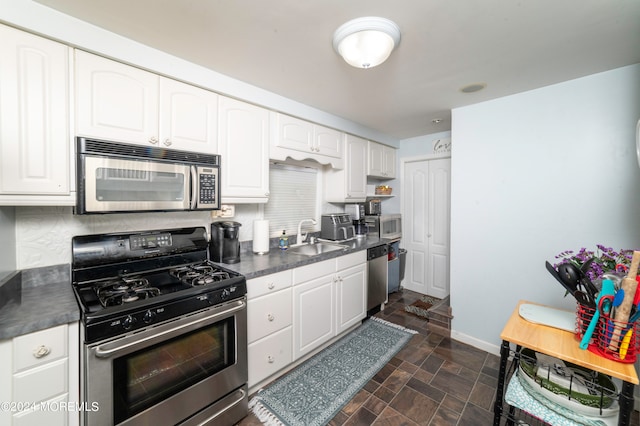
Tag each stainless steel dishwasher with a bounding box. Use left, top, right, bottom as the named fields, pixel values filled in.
left=367, top=244, right=389, bottom=312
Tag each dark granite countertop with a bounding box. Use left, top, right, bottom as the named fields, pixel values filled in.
left=215, top=236, right=389, bottom=279
left=0, top=264, right=79, bottom=341
left=0, top=236, right=391, bottom=341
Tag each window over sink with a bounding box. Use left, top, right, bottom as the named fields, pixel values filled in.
left=264, top=162, right=320, bottom=238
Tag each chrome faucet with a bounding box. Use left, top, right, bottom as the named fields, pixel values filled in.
left=296, top=219, right=317, bottom=245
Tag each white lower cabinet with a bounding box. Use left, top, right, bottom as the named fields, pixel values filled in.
left=0, top=323, right=79, bottom=426
left=247, top=253, right=367, bottom=390
left=336, top=257, right=367, bottom=334
left=246, top=270, right=293, bottom=387
left=292, top=251, right=367, bottom=360
left=292, top=273, right=336, bottom=360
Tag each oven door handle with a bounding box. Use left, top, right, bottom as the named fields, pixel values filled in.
left=94, top=300, right=246, bottom=358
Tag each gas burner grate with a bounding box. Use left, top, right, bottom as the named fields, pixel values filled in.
left=170, top=263, right=231, bottom=287
left=96, top=277, right=160, bottom=307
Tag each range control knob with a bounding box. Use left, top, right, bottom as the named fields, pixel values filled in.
left=122, top=315, right=136, bottom=330
left=221, top=288, right=231, bottom=300
left=143, top=310, right=156, bottom=324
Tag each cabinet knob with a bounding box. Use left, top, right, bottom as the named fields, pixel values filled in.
left=148, top=136, right=159, bottom=144
left=163, top=139, right=172, bottom=147
left=267, top=282, right=275, bottom=290
left=267, top=355, right=275, bottom=363
left=33, top=345, right=51, bottom=359
left=267, top=313, right=275, bottom=322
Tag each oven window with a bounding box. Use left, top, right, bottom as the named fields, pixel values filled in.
left=95, top=167, right=185, bottom=201
left=112, top=317, right=235, bottom=423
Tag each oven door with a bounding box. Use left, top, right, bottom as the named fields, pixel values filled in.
left=83, top=298, right=248, bottom=426
left=81, top=155, right=192, bottom=213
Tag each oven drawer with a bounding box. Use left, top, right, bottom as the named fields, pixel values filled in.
left=247, top=288, right=292, bottom=343
left=247, top=270, right=292, bottom=299
left=248, top=326, right=292, bottom=387
left=13, top=325, right=67, bottom=373
left=14, top=358, right=67, bottom=402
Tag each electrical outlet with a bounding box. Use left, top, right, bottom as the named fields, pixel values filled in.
left=210, top=205, right=235, bottom=218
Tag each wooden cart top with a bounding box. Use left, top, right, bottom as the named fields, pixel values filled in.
left=501, top=300, right=639, bottom=384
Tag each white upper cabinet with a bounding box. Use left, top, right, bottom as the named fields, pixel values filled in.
left=158, top=78, right=218, bottom=153
left=367, top=141, right=396, bottom=179
left=76, top=51, right=218, bottom=153
left=270, top=113, right=344, bottom=169
left=324, top=134, right=367, bottom=202
left=218, top=96, right=270, bottom=203
left=0, top=24, right=73, bottom=204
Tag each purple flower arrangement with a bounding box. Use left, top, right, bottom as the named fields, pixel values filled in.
left=554, top=245, right=634, bottom=281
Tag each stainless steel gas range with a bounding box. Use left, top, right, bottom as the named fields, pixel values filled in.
left=71, top=227, right=248, bottom=426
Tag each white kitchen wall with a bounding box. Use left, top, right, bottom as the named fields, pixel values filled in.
left=450, top=64, right=640, bottom=354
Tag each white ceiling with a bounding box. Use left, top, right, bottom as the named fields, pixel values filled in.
left=35, top=0, right=640, bottom=139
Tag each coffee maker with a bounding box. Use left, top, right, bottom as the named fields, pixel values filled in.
left=210, top=221, right=242, bottom=264
left=345, top=204, right=367, bottom=237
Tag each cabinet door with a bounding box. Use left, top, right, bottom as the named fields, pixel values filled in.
left=367, top=141, right=385, bottom=177
left=345, top=135, right=367, bottom=199
left=76, top=51, right=159, bottom=146
left=293, top=275, right=335, bottom=360
left=274, top=113, right=313, bottom=153
left=0, top=25, right=70, bottom=196
left=159, top=78, right=218, bottom=153
left=314, top=125, right=342, bottom=158
left=218, top=96, right=269, bottom=203
left=336, top=264, right=367, bottom=334
left=382, top=145, right=397, bottom=178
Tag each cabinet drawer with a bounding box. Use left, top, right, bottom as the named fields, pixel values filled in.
left=13, top=393, right=67, bottom=426
left=337, top=251, right=366, bottom=270
left=14, top=358, right=67, bottom=402
left=247, top=289, right=292, bottom=343
left=247, top=270, right=292, bottom=299
left=13, top=325, right=67, bottom=373
left=293, top=258, right=336, bottom=285
left=248, top=327, right=292, bottom=387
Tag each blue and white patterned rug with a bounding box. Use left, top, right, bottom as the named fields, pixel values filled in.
left=248, top=317, right=417, bottom=426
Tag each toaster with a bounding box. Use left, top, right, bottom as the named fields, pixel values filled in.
left=320, top=214, right=355, bottom=241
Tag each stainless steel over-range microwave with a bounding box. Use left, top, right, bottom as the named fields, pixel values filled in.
left=75, top=137, right=221, bottom=214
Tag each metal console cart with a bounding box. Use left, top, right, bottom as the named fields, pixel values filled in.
left=494, top=300, right=639, bottom=426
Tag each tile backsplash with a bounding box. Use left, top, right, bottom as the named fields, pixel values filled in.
left=15, top=205, right=259, bottom=269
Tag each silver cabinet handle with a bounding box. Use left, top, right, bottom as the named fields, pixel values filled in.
left=148, top=136, right=159, bottom=144
left=163, top=138, right=172, bottom=147
left=33, top=345, right=51, bottom=359
left=267, top=356, right=275, bottom=363
left=267, top=313, right=275, bottom=322
left=267, top=282, right=275, bottom=290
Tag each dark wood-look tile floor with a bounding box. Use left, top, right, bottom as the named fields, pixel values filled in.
left=237, top=289, right=640, bottom=426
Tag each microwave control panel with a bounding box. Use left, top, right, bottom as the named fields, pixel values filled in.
left=197, top=167, right=218, bottom=206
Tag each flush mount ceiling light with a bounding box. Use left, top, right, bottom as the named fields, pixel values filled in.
left=333, top=17, right=401, bottom=69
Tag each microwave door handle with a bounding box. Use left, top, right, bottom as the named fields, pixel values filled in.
left=190, top=165, right=198, bottom=209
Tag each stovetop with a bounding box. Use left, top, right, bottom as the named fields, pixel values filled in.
left=71, top=227, right=246, bottom=344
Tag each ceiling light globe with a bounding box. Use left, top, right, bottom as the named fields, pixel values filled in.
left=333, top=17, right=400, bottom=69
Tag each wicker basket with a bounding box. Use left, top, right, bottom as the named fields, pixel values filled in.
left=375, top=186, right=392, bottom=195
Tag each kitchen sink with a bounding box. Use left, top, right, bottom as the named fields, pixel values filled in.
left=287, top=242, right=348, bottom=256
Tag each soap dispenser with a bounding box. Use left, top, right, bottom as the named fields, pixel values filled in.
left=278, top=230, right=289, bottom=250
